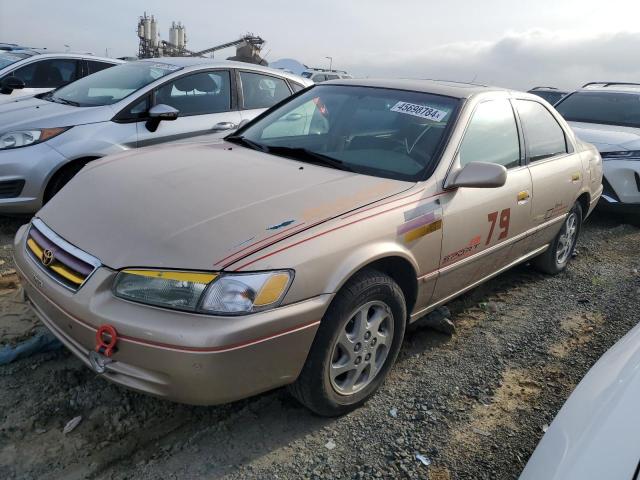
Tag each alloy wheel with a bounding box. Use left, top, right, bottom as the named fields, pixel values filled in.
left=329, top=300, right=394, bottom=395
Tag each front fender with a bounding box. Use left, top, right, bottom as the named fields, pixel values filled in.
left=323, top=240, right=419, bottom=294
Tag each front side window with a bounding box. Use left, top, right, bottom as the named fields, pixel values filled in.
left=47, top=61, right=181, bottom=107
left=459, top=100, right=520, bottom=169
left=156, top=70, right=231, bottom=115
left=312, top=74, right=327, bottom=83
left=231, top=85, right=460, bottom=182
left=240, top=71, right=291, bottom=110
left=12, top=58, right=78, bottom=88
left=555, top=91, right=640, bottom=129
left=516, top=100, right=567, bottom=162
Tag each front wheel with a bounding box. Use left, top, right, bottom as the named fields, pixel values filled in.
left=288, top=269, right=406, bottom=416
left=532, top=202, right=582, bottom=274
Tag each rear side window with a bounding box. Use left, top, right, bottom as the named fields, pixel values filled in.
left=289, top=81, right=305, bottom=92
left=11, top=58, right=79, bottom=88
left=155, top=70, right=231, bottom=115
left=516, top=100, right=567, bottom=162
left=240, top=71, right=291, bottom=109
left=86, top=60, right=115, bottom=75
left=459, top=100, right=520, bottom=169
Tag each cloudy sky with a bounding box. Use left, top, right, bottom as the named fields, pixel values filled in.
left=2, top=0, right=639, bottom=90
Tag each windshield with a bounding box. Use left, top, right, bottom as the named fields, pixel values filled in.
left=555, top=91, right=640, bottom=128
left=232, top=85, right=459, bottom=181
left=0, top=52, right=30, bottom=69
left=47, top=61, right=182, bottom=107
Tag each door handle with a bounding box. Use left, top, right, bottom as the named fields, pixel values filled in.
left=517, top=190, right=530, bottom=203
left=212, top=122, right=238, bottom=132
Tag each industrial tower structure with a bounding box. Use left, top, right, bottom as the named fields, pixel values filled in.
left=136, top=13, right=267, bottom=65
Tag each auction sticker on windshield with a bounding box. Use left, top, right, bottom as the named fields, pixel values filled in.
left=391, top=102, right=448, bottom=122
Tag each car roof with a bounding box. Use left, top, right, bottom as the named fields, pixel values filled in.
left=576, top=82, right=640, bottom=94
left=320, top=78, right=510, bottom=99
left=3, top=51, right=123, bottom=63
left=137, top=57, right=312, bottom=83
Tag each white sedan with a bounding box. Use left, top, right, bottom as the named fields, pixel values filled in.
left=520, top=321, right=640, bottom=479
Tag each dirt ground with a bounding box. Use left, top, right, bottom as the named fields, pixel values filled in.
left=1, top=212, right=639, bottom=480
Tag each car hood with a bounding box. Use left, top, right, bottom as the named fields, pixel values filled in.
left=569, top=121, right=640, bottom=152
left=38, top=141, right=412, bottom=270
left=0, top=96, right=111, bottom=130
left=519, top=321, right=640, bottom=480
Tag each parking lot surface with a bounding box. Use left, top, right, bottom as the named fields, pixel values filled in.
left=1, top=212, right=639, bottom=480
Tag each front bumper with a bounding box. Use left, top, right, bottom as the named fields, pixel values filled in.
left=13, top=224, right=330, bottom=405
left=0, top=143, right=68, bottom=214
left=601, top=160, right=640, bottom=207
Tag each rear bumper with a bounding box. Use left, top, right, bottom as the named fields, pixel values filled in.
left=13, top=224, right=330, bottom=405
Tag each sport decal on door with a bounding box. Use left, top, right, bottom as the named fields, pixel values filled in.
left=486, top=209, right=510, bottom=245
left=442, top=235, right=482, bottom=265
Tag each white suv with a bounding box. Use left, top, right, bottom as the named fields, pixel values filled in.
left=0, top=51, right=122, bottom=104
left=555, top=82, right=640, bottom=213
left=301, top=68, right=352, bottom=83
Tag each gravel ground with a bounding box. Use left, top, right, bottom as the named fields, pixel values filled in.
left=1, top=211, right=639, bottom=480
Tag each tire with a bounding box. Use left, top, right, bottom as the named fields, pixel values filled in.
left=532, top=201, right=582, bottom=275
left=288, top=268, right=406, bottom=416
left=44, top=160, right=90, bottom=204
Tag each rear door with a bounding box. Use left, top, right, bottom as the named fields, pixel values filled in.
left=433, top=98, right=533, bottom=303
left=515, top=99, right=583, bottom=248
left=135, top=69, right=242, bottom=147
left=237, top=70, right=294, bottom=123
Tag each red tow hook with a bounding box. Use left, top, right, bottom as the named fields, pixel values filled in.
left=95, top=325, right=118, bottom=358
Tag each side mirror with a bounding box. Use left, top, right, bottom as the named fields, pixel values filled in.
left=447, top=161, right=507, bottom=189
left=145, top=104, right=179, bottom=132
left=1, top=76, right=25, bottom=95
left=237, top=118, right=250, bottom=129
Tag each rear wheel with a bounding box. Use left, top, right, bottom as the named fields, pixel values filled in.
left=533, top=202, right=582, bottom=274
left=288, top=269, right=406, bottom=416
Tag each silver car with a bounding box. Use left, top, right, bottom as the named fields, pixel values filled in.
left=0, top=58, right=312, bottom=214
left=0, top=50, right=122, bottom=104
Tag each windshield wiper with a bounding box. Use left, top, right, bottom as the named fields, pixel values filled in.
left=265, top=146, right=354, bottom=172
left=225, top=135, right=267, bottom=152
left=51, top=96, right=80, bottom=107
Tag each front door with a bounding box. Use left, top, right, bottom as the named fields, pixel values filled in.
left=433, top=98, right=533, bottom=303
left=6, top=57, right=80, bottom=100
left=136, top=70, right=241, bottom=147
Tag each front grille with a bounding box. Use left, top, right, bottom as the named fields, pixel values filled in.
left=0, top=179, right=25, bottom=198
left=26, top=218, right=100, bottom=291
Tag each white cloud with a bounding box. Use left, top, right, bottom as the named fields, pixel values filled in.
left=345, top=30, right=640, bottom=91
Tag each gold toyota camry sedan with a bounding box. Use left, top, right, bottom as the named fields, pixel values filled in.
left=14, top=79, right=603, bottom=416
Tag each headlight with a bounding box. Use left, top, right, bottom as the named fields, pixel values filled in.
left=600, top=150, right=640, bottom=160
left=113, top=269, right=293, bottom=315
left=0, top=127, right=70, bottom=150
